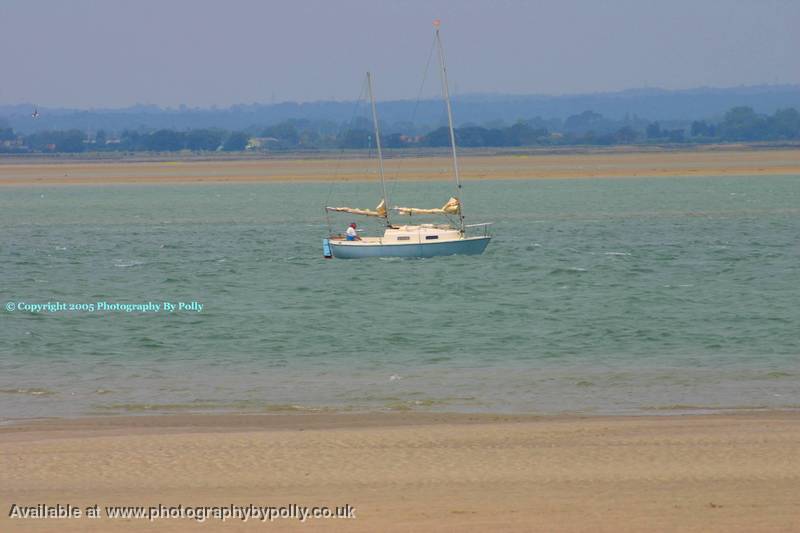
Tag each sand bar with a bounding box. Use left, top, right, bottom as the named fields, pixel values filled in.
left=1, top=411, right=798, bottom=532
left=1, top=147, right=799, bottom=185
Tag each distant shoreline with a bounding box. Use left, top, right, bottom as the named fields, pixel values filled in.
left=1, top=144, right=798, bottom=185
left=1, top=141, right=799, bottom=165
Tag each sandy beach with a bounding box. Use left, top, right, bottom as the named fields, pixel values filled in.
left=1, top=412, right=798, bottom=532
left=1, top=146, right=799, bottom=185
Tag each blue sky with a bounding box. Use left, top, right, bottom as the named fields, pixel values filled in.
left=1, top=0, right=798, bottom=108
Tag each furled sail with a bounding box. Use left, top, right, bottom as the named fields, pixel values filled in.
left=393, top=197, right=460, bottom=216
left=326, top=199, right=387, bottom=218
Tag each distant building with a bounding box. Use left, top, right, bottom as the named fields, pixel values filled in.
left=246, top=137, right=280, bottom=150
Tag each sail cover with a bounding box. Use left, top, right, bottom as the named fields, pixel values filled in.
left=394, top=197, right=460, bottom=216
left=326, top=199, right=387, bottom=218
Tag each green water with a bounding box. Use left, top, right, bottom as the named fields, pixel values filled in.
left=1, top=175, right=799, bottom=419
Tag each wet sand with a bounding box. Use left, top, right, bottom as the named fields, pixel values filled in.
left=1, top=411, right=798, bottom=532
left=1, top=147, right=799, bottom=185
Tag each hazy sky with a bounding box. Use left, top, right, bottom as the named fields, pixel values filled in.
left=1, top=0, right=798, bottom=108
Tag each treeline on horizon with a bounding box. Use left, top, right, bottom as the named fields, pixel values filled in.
left=1, top=106, right=799, bottom=154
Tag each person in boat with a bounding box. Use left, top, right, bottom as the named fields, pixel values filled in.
left=346, top=222, right=361, bottom=241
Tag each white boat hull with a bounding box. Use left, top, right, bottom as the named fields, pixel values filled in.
left=329, top=236, right=490, bottom=259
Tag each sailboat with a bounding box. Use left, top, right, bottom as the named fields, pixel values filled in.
left=323, top=21, right=491, bottom=259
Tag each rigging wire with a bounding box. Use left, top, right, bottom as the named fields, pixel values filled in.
left=324, top=76, right=369, bottom=234
left=387, top=34, right=437, bottom=207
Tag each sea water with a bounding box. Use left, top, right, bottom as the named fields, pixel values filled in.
left=1, top=176, right=799, bottom=420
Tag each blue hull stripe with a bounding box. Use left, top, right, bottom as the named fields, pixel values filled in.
left=329, top=237, right=490, bottom=259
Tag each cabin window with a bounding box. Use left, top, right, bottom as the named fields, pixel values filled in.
left=397, top=236, right=410, bottom=241
left=425, top=235, right=439, bottom=240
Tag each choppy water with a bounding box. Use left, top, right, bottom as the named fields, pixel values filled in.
left=2, top=175, right=799, bottom=420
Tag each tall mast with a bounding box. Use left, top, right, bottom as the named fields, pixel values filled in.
left=434, top=20, right=465, bottom=233
left=366, top=71, right=390, bottom=225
